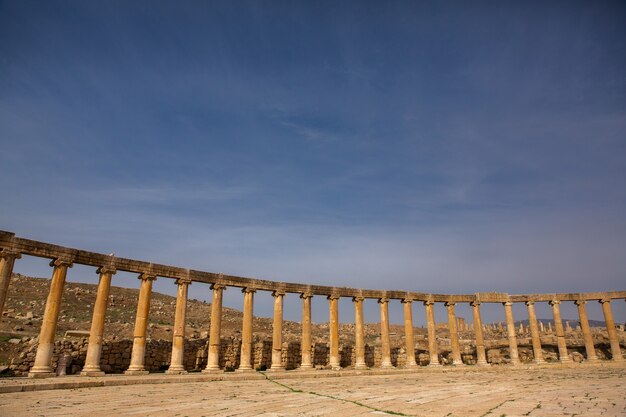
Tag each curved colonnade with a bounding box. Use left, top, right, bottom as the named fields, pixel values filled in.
left=0, top=230, right=624, bottom=378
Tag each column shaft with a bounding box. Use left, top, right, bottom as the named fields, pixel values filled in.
left=550, top=300, right=570, bottom=362
left=471, top=301, right=488, bottom=365
left=503, top=302, right=520, bottom=365
left=29, top=259, right=72, bottom=377
left=402, top=299, right=417, bottom=367
left=125, top=273, right=156, bottom=375
left=379, top=298, right=393, bottom=368
left=237, top=288, right=255, bottom=371
left=167, top=278, right=190, bottom=374
left=576, top=300, right=598, bottom=361
left=445, top=302, right=463, bottom=365
left=328, top=295, right=340, bottom=370
left=0, top=251, right=20, bottom=319
left=204, top=284, right=225, bottom=372
left=300, top=293, right=313, bottom=369
left=425, top=301, right=440, bottom=366
left=270, top=291, right=285, bottom=371
left=526, top=301, right=545, bottom=364
left=353, top=297, right=366, bottom=369
left=81, top=267, right=116, bottom=376
left=600, top=300, right=623, bottom=362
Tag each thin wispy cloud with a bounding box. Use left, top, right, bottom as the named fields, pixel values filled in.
left=1, top=1, right=624, bottom=323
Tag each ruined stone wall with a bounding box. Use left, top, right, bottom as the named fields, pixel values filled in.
left=10, top=334, right=619, bottom=376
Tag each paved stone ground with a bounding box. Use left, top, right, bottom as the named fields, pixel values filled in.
left=0, top=365, right=624, bottom=416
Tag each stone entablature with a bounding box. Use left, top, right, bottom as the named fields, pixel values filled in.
left=0, top=229, right=624, bottom=378
left=1, top=230, right=624, bottom=303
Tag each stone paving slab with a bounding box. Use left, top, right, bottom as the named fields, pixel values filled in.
left=0, top=364, right=624, bottom=416
left=0, top=361, right=619, bottom=394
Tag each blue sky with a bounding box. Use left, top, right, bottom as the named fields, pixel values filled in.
left=1, top=1, right=625, bottom=324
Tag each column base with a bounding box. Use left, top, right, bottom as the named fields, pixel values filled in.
left=451, top=361, right=465, bottom=366
left=236, top=367, right=256, bottom=373
left=428, top=362, right=441, bottom=367
left=124, top=369, right=149, bottom=375
left=380, top=363, right=394, bottom=369
left=298, top=364, right=313, bottom=370
left=28, top=371, right=56, bottom=379
left=533, top=359, right=546, bottom=365
left=559, top=358, right=572, bottom=364
left=475, top=361, right=490, bottom=366
left=330, top=365, right=341, bottom=371
left=202, top=367, right=222, bottom=373
left=509, top=360, right=521, bottom=366
left=354, top=364, right=368, bottom=370
left=585, top=357, right=599, bottom=363
left=404, top=362, right=418, bottom=369
left=166, top=368, right=188, bottom=375
left=80, top=370, right=105, bottom=377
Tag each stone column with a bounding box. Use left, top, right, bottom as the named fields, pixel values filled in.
left=328, top=295, right=340, bottom=370
left=600, top=299, right=623, bottom=362
left=353, top=296, right=367, bottom=370
left=401, top=299, right=417, bottom=368
left=549, top=300, right=570, bottom=362
left=379, top=298, right=393, bottom=368
left=445, top=302, right=463, bottom=365
left=575, top=300, right=598, bottom=362
left=300, top=293, right=313, bottom=369
left=525, top=301, right=545, bottom=364
left=237, top=287, right=255, bottom=372
left=81, top=266, right=116, bottom=376
left=471, top=301, right=488, bottom=365
left=503, top=301, right=520, bottom=365
left=270, top=290, right=286, bottom=371
left=29, top=259, right=73, bottom=378
left=0, top=250, right=21, bottom=319
left=125, top=273, right=156, bottom=375
left=424, top=301, right=440, bottom=366
left=204, top=283, right=226, bottom=372
left=167, top=278, right=191, bottom=374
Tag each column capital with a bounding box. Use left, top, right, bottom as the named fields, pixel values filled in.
left=574, top=299, right=586, bottom=306
left=241, top=286, right=256, bottom=294
left=0, top=250, right=21, bottom=260
left=470, top=300, right=481, bottom=307
left=176, top=277, right=192, bottom=286
left=272, top=290, right=286, bottom=297
left=210, top=283, right=226, bottom=291
left=444, top=301, right=456, bottom=307
left=549, top=299, right=561, bottom=306
left=50, top=258, right=73, bottom=268
left=502, top=301, right=513, bottom=306
left=599, top=298, right=611, bottom=304
left=525, top=300, right=535, bottom=306
left=96, top=266, right=117, bottom=275
left=378, top=297, right=389, bottom=304
left=352, top=296, right=364, bottom=303
left=327, top=294, right=340, bottom=300
left=138, top=273, right=157, bottom=282
left=424, top=300, right=435, bottom=306
left=401, top=298, right=413, bottom=304
left=299, top=292, right=313, bottom=299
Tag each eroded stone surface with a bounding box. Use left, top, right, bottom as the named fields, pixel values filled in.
left=0, top=365, right=624, bottom=416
